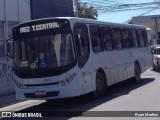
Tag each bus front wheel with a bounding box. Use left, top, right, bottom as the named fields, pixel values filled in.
left=92, top=72, right=106, bottom=98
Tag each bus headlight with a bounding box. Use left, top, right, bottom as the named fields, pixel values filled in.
left=66, top=78, right=70, bottom=83
left=15, top=80, right=27, bottom=89
left=60, top=81, right=66, bottom=86
left=73, top=73, right=77, bottom=77
left=69, top=75, right=73, bottom=80
left=59, top=73, right=77, bottom=86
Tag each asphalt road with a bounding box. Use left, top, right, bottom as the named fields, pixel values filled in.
left=0, top=68, right=160, bottom=120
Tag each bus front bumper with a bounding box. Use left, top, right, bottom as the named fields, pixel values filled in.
left=15, top=78, right=84, bottom=100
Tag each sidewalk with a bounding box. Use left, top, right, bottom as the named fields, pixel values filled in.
left=0, top=93, right=20, bottom=108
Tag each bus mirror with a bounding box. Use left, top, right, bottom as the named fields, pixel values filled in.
left=6, top=37, right=14, bottom=58
left=151, top=50, right=153, bottom=54
left=151, top=48, right=155, bottom=54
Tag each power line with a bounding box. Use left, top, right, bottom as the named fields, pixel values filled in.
left=107, top=11, right=121, bottom=22
left=154, top=0, right=160, bottom=6
left=23, top=0, right=30, bottom=5
left=79, top=1, right=160, bottom=13
left=24, top=0, right=160, bottom=14
left=124, top=7, right=159, bottom=23
left=139, top=7, right=160, bottom=16
left=23, top=0, right=160, bottom=21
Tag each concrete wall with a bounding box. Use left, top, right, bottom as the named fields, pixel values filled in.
left=0, top=0, right=31, bottom=22
left=30, top=0, right=74, bottom=19
left=0, top=0, right=31, bottom=96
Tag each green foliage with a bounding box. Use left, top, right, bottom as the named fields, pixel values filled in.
left=77, top=3, right=98, bottom=20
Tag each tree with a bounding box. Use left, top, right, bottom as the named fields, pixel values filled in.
left=77, top=3, right=98, bottom=20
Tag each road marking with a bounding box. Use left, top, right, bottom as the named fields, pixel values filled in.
left=0, top=100, right=45, bottom=111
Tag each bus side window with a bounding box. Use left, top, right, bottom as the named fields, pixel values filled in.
left=74, top=23, right=90, bottom=68
left=130, top=29, right=138, bottom=48
left=89, top=25, right=103, bottom=53
left=142, top=30, right=148, bottom=46
left=112, top=27, right=123, bottom=50
left=136, top=29, right=145, bottom=47
left=121, top=28, right=133, bottom=48
left=102, top=26, right=114, bottom=50
left=75, top=35, right=82, bottom=55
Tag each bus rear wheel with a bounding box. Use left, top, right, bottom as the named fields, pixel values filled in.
left=134, top=63, right=141, bottom=83
left=92, top=72, right=106, bottom=98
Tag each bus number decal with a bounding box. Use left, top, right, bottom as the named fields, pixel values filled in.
left=20, top=27, right=30, bottom=33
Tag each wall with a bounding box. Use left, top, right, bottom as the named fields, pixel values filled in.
left=30, top=0, right=74, bottom=19
left=0, top=0, right=31, bottom=96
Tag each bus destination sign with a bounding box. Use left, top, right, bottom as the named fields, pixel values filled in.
left=19, top=22, right=59, bottom=33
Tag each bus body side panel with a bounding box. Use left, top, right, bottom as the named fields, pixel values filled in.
left=80, top=56, right=97, bottom=94
left=102, top=51, right=115, bottom=86
left=113, top=50, right=129, bottom=82
left=126, top=49, right=135, bottom=79
left=98, top=51, right=119, bottom=86
left=132, top=47, right=152, bottom=74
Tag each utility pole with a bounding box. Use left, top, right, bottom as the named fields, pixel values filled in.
left=74, top=0, right=79, bottom=17
left=153, top=17, right=159, bottom=34
left=152, top=17, right=160, bottom=44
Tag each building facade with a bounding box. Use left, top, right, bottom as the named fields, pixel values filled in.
left=0, top=0, right=31, bottom=96
left=0, top=0, right=31, bottom=58
left=129, top=15, right=160, bottom=45
left=0, top=0, right=74, bottom=96
left=30, top=0, right=74, bottom=20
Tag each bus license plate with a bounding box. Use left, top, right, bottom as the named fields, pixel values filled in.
left=35, top=91, right=46, bottom=96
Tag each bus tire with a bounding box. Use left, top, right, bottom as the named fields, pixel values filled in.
left=153, top=63, right=156, bottom=70
left=134, top=63, right=141, bottom=83
left=92, top=72, right=106, bottom=98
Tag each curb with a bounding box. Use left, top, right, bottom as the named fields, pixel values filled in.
left=0, top=93, right=20, bottom=108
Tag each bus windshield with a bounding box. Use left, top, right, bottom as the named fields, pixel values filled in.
left=14, top=33, right=75, bottom=70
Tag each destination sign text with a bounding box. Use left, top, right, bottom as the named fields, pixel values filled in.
left=20, top=22, right=59, bottom=33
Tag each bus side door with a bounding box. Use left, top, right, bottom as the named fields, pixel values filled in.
left=74, top=23, right=93, bottom=94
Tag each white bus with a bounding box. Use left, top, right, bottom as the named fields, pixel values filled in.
left=8, top=17, right=152, bottom=100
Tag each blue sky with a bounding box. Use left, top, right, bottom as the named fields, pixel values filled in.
left=95, top=0, right=160, bottom=23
